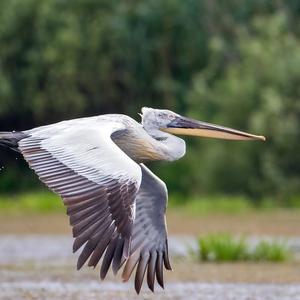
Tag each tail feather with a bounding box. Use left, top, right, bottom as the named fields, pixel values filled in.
left=0, top=131, right=27, bottom=151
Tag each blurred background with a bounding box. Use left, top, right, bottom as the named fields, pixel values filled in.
left=0, top=0, right=299, bottom=203
left=0, top=1, right=300, bottom=299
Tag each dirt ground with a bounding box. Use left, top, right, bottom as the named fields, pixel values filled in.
left=1, top=210, right=300, bottom=299
left=1, top=210, right=300, bottom=236
left=1, top=260, right=300, bottom=300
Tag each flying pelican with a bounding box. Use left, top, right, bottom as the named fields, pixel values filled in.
left=0, top=107, right=265, bottom=293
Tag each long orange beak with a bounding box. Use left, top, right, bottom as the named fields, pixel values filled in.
left=162, top=116, right=266, bottom=141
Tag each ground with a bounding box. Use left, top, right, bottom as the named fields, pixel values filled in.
left=1, top=210, right=300, bottom=299
left=1, top=210, right=300, bottom=236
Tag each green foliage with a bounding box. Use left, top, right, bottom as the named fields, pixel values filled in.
left=198, top=233, right=291, bottom=262
left=199, top=233, right=247, bottom=262
left=0, top=191, right=63, bottom=213
left=169, top=194, right=300, bottom=215
left=169, top=194, right=254, bottom=215
left=1, top=191, right=300, bottom=214
left=1, top=190, right=300, bottom=214
left=253, top=241, right=290, bottom=262
left=0, top=0, right=208, bottom=127
left=186, top=12, right=300, bottom=200
left=0, top=0, right=299, bottom=201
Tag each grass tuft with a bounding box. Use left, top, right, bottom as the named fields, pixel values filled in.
left=199, top=233, right=291, bottom=262
left=199, top=233, right=247, bottom=262
left=252, top=241, right=290, bottom=262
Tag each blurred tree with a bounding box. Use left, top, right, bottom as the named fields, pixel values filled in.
left=187, top=13, right=300, bottom=200
left=0, top=0, right=299, bottom=200
left=0, top=0, right=208, bottom=130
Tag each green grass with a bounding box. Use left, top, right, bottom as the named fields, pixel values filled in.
left=199, top=233, right=247, bottom=262
left=198, top=233, right=291, bottom=262
left=169, top=194, right=300, bottom=215
left=0, top=192, right=258, bottom=215
left=252, top=241, right=291, bottom=262
left=0, top=192, right=255, bottom=215
left=0, top=191, right=63, bottom=214
left=169, top=195, right=254, bottom=215
left=0, top=191, right=300, bottom=215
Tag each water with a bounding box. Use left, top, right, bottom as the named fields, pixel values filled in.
left=0, top=235, right=198, bottom=265
left=1, top=234, right=300, bottom=300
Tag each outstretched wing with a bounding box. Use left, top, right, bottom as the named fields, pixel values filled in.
left=18, top=119, right=142, bottom=268
left=100, top=164, right=171, bottom=294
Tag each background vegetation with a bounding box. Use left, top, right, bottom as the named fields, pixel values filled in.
left=199, top=233, right=291, bottom=262
left=0, top=0, right=299, bottom=204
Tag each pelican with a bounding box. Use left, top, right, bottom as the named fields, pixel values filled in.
left=0, top=107, right=265, bottom=293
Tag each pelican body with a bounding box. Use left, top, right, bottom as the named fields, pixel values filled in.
left=0, top=107, right=265, bottom=293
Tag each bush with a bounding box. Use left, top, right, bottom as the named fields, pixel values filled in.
left=198, top=233, right=291, bottom=262
left=199, top=233, right=247, bottom=262
left=253, top=241, right=290, bottom=262
left=187, top=13, right=300, bottom=200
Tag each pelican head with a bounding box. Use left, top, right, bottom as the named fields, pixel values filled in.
left=141, top=107, right=265, bottom=141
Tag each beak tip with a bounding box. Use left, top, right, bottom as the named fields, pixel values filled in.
left=259, top=135, right=266, bottom=142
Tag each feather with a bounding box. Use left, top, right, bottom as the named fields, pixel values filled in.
left=72, top=207, right=110, bottom=237
left=122, top=250, right=140, bottom=282
left=147, top=250, right=157, bottom=292
left=88, top=224, right=115, bottom=267
left=112, top=238, right=125, bottom=274
left=100, top=235, right=118, bottom=279
left=156, top=251, right=164, bottom=289
left=72, top=217, right=107, bottom=252
left=135, top=252, right=150, bottom=294
left=76, top=220, right=112, bottom=269
left=163, top=241, right=172, bottom=270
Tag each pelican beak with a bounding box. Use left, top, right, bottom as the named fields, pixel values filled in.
left=162, top=116, right=266, bottom=141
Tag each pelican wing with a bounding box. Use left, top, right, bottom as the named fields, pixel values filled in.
left=18, top=119, right=142, bottom=268
left=100, top=164, right=171, bottom=293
